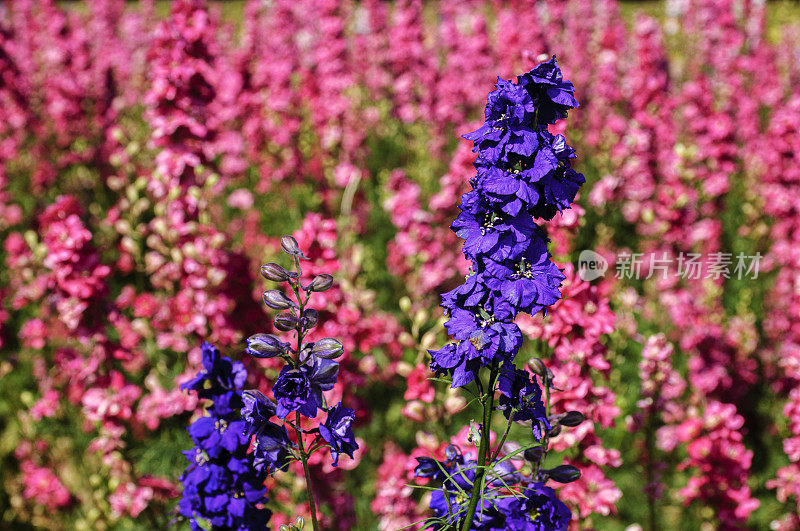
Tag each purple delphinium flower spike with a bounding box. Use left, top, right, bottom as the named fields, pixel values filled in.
left=178, top=343, right=271, bottom=529
left=424, top=56, right=584, bottom=530
left=236, top=235, right=359, bottom=529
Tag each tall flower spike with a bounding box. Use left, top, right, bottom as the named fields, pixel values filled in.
left=242, top=235, right=358, bottom=531
left=424, top=56, right=582, bottom=530
left=430, top=55, right=582, bottom=390
left=179, top=343, right=272, bottom=529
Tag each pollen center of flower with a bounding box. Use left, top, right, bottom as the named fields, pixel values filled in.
left=481, top=212, right=497, bottom=234
left=469, top=331, right=487, bottom=350
left=515, top=258, right=533, bottom=277
left=522, top=393, right=537, bottom=408
left=194, top=449, right=209, bottom=465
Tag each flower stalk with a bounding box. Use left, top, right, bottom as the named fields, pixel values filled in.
left=241, top=235, right=358, bottom=529
left=295, top=412, right=321, bottom=531
left=460, top=366, right=498, bottom=531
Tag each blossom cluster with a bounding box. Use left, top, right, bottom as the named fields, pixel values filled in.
left=420, top=57, right=586, bottom=530
left=415, top=443, right=572, bottom=530
left=179, top=343, right=272, bottom=529
left=239, top=235, right=359, bottom=528
left=429, top=57, right=581, bottom=390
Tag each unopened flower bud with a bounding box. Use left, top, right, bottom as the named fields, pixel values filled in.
left=280, top=235, right=307, bottom=259
left=301, top=308, right=319, bottom=329
left=307, top=273, right=334, bottom=292
left=311, top=338, right=343, bottom=359
left=261, top=263, right=290, bottom=282
left=527, top=358, right=554, bottom=385
left=416, top=431, right=437, bottom=449
left=274, top=312, right=299, bottom=331
left=414, top=456, right=440, bottom=478
left=528, top=358, right=547, bottom=376
left=402, top=400, right=426, bottom=422
left=559, top=411, right=585, bottom=427
left=445, top=444, right=459, bottom=461
left=524, top=446, right=544, bottom=462
left=246, top=333, right=288, bottom=358
left=502, top=441, right=525, bottom=461
left=548, top=423, right=562, bottom=437
left=262, top=289, right=296, bottom=310
left=396, top=361, right=413, bottom=377
left=444, top=394, right=466, bottom=415
left=543, top=464, right=581, bottom=483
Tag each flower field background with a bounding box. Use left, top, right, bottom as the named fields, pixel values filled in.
left=1, top=0, right=800, bottom=529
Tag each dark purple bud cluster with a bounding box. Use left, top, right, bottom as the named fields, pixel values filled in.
left=243, top=236, right=358, bottom=480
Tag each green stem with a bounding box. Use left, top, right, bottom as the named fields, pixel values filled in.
left=289, top=279, right=308, bottom=368
left=544, top=384, right=551, bottom=418
left=491, top=413, right=515, bottom=463
left=460, top=366, right=498, bottom=531
left=535, top=382, right=553, bottom=479
left=287, top=263, right=319, bottom=529
left=295, top=412, right=321, bottom=531
left=645, top=392, right=660, bottom=531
